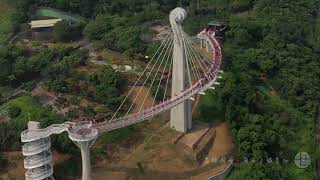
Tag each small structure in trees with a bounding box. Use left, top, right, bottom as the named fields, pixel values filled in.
left=29, top=19, right=62, bottom=40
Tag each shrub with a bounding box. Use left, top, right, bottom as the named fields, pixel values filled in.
left=8, top=106, right=21, bottom=118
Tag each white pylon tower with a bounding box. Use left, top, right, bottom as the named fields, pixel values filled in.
left=169, top=7, right=192, bottom=133
left=68, top=121, right=98, bottom=180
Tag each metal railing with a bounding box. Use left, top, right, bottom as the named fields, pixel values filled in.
left=24, top=151, right=52, bottom=169
left=21, top=122, right=73, bottom=142
left=22, top=138, right=51, bottom=156
left=25, top=164, right=53, bottom=180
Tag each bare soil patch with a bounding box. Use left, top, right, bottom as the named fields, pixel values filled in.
left=92, top=120, right=234, bottom=180
left=206, top=122, right=234, bottom=161
left=127, top=86, right=154, bottom=113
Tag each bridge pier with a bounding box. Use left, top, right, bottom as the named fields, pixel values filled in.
left=73, top=140, right=96, bottom=180
left=169, top=7, right=192, bottom=133
left=68, top=122, right=98, bottom=180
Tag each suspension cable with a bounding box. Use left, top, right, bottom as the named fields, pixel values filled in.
left=183, top=33, right=202, bottom=82
left=110, top=32, right=173, bottom=122
left=162, top=53, right=173, bottom=102
left=152, top=42, right=174, bottom=106
left=139, top=38, right=174, bottom=112
left=182, top=33, right=199, bottom=82
left=125, top=34, right=174, bottom=117
left=184, top=33, right=208, bottom=77
left=184, top=32, right=212, bottom=72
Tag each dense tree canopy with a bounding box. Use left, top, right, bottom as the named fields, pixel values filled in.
left=88, top=65, right=126, bottom=110
left=84, top=14, right=145, bottom=54
left=193, top=0, right=320, bottom=179
left=53, top=21, right=83, bottom=42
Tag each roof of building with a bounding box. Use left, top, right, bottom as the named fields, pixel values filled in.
left=29, top=19, right=62, bottom=29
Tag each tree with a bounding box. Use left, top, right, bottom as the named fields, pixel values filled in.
left=227, top=162, right=288, bottom=180
left=8, top=106, right=21, bottom=118
left=84, top=15, right=112, bottom=40
left=88, top=65, right=125, bottom=110
left=114, top=26, right=144, bottom=55
left=53, top=21, right=83, bottom=42
left=84, top=14, right=145, bottom=54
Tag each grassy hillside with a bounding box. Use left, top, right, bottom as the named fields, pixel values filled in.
left=0, top=96, right=66, bottom=149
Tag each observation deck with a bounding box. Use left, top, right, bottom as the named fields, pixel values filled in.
left=68, top=121, right=99, bottom=142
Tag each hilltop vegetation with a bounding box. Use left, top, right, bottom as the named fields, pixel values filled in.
left=0, top=96, right=74, bottom=152
left=195, top=0, right=320, bottom=179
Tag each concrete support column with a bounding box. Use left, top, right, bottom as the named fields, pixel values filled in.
left=77, top=141, right=94, bottom=180
left=68, top=124, right=98, bottom=180
left=71, top=138, right=96, bottom=180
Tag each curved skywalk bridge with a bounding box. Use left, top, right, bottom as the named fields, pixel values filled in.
left=95, top=27, right=223, bottom=133
left=20, top=25, right=223, bottom=141
left=20, top=7, right=224, bottom=180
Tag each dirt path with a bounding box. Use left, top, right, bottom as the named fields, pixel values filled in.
left=206, top=122, right=234, bottom=163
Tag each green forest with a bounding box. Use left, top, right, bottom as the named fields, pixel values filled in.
left=0, top=0, right=319, bottom=179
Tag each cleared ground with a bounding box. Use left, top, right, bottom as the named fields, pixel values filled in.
left=90, top=86, right=234, bottom=180
left=92, top=121, right=233, bottom=180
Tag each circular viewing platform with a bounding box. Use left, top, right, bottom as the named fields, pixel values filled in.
left=68, top=121, right=98, bottom=142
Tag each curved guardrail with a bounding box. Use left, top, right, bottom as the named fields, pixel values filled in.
left=22, top=138, right=51, bottom=156
left=25, top=164, right=54, bottom=180
left=21, top=122, right=73, bottom=143
left=23, top=137, right=54, bottom=180
left=24, top=151, right=52, bottom=169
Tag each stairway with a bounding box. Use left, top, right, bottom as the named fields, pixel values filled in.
left=21, top=122, right=54, bottom=180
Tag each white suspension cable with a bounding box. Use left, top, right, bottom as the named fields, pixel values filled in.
left=183, top=33, right=202, bottom=82
left=109, top=32, right=173, bottom=122
left=180, top=29, right=192, bottom=87
left=184, top=32, right=212, bottom=72
left=140, top=38, right=174, bottom=112
left=183, top=33, right=208, bottom=77
left=162, top=53, right=173, bottom=102
left=152, top=42, right=174, bottom=106
left=181, top=31, right=201, bottom=83
left=125, top=34, right=174, bottom=117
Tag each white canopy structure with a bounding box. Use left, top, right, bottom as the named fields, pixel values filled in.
left=29, top=19, right=62, bottom=29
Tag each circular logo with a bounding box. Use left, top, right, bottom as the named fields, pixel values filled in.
left=294, top=152, right=311, bottom=168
